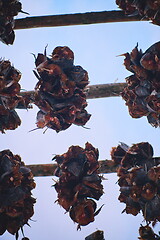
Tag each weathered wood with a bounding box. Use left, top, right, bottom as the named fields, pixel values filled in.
left=14, top=11, right=144, bottom=30
left=27, top=163, right=57, bottom=177
left=27, top=159, right=118, bottom=177
left=27, top=157, right=160, bottom=177
left=18, top=83, right=126, bottom=109
left=86, top=82, right=126, bottom=99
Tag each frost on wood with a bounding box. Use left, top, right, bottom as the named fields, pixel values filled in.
left=121, top=41, right=160, bottom=127
left=33, top=46, right=91, bottom=132
left=53, top=142, right=104, bottom=229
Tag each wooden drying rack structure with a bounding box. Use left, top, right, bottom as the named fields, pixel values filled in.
left=14, top=10, right=148, bottom=177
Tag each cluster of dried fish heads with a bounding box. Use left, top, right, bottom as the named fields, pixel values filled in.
left=34, top=46, right=91, bottom=132
left=111, top=142, right=160, bottom=225
left=116, top=0, right=160, bottom=26
left=53, top=142, right=103, bottom=229
left=0, top=60, right=22, bottom=133
left=121, top=41, right=160, bottom=127
left=138, top=224, right=160, bottom=240
left=0, top=0, right=24, bottom=44
left=0, top=149, right=36, bottom=237
left=0, top=59, right=31, bottom=133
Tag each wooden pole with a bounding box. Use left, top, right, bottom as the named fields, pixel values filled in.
left=18, top=82, right=126, bottom=109
left=27, top=159, right=118, bottom=177
left=86, top=82, right=126, bottom=99
left=27, top=157, right=160, bottom=177
left=14, top=11, right=144, bottom=30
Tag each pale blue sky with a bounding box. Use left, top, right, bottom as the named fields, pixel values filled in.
left=1, top=1, right=160, bottom=240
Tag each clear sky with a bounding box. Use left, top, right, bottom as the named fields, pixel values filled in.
left=1, top=1, right=160, bottom=240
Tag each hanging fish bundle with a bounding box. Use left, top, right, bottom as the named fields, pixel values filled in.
left=0, top=60, right=22, bottom=133
left=0, top=149, right=36, bottom=237
left=53, top=142, right=104, bottom=229
left=0, top=0, right=24, bottom=44
left=116, top=0, right=160, bottom=26
left=85, top=230, right=105, bottom=240
left=0, top=59, right=31, bottom=133
left=111, top=142, right=160, bottom=225
left=121, top=41, right=160, bottom=127
left=33, top=46, right=91, bottom=132
left=138, top=224, right=160, bottom=240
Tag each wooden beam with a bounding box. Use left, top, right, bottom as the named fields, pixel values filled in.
left=18, top=83, right=126, bottom=109
left=14, top=11, right=144, bottom=30
left=27, top=159, right=118, bottom=177
left=27, top=157, right=160, bottom=177
left=86, top=82, right=126, bottom=99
